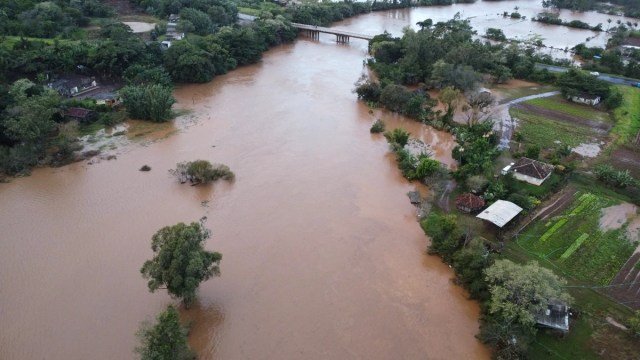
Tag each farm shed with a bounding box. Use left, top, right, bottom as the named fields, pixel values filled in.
left=476, top=200, right=522, bottom=228
left=569, top=93, right=601, bottom=106
left=535, top=299, right=570, bottom=332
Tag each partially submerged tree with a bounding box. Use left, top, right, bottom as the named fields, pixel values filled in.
left=141, top=220, right=222, bottom=306
left=136, top=305, right=195, bottom=360
left=171, top=160, right=235, bottom=184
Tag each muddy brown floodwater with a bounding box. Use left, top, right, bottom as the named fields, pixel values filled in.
left=12, top=3, right=625, bottom=358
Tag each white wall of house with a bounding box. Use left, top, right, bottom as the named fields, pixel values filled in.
left=513, top=172, right=550, bottom=186
left=571, top=96, right=601, bottom=106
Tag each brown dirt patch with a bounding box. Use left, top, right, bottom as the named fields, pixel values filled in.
left=607, top=253, right=640, bottom=309
left=514, top=103, right=611, bottom=132
left=599, top=203, right=638, bottom=232
left=611, top=145, right=640, bottom=178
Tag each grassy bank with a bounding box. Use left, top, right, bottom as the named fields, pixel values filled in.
left=611, top=86, right=640, bottom=145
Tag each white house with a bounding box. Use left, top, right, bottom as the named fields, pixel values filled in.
left=511, top=157, right=553, bottom=186
left=570, top=93, right=601, bottom=106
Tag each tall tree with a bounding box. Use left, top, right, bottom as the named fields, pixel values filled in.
left=141, top=220, right=222, bottom=306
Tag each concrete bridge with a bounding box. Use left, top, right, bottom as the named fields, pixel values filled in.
left=291, top=23, right=374, bottom=43
left=237, top=13, right=374, bottom=43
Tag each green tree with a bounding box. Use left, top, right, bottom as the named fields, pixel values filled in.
left=136, top=305, right=195, bottom=360
left=180, top=8, right=213, bottom=35
left=421, top=212, right=462, bottom=262
left=484, top=260, right=572, bottom=334
left=438, top=86, right=460, bottom=120
left=120, top=84, right=175, bottom=122
left=452, top=238, right=491, bottom=299
left=141, top=221, right=222, bottom=306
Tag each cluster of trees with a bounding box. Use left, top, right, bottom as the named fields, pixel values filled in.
left=384, top=128, right=445, bottom=182
left=451, top=121, right=500, bottom=180
left=0, top=0, right=115, bottom=38
left=131, top=0, right=239, bottom=33
left=573, top=31, right=640, bottom=80
left=421, top=212, right=572, bottom=358
left=544, top=0, right=640, bottom=18
left=556, top=69, right=623, bottom=109
left=533, top=12, right=603, bottom=31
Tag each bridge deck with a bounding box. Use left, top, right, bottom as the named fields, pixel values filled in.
left=291, top=23, right=374, bottom=40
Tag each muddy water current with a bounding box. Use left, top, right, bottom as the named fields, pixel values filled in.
left=0, top=1, right=621, bottom=359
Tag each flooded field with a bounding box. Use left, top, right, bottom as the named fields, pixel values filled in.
left=0, top=1, right=629, bottom=358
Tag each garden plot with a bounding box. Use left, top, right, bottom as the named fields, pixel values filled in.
left=510, top=95, right=612, bottom=152
left=517, top=191, right=638, bottom=285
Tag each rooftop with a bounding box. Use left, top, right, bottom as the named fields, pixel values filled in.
left=64, top=107, right=94, bottom=119
left=512, top=157, right=553, bottom=180
left=476, top=200, right=522, bottom=228
left=535, top=299, right=570, bottom=332
left=455, top=193, right=485, bottom=210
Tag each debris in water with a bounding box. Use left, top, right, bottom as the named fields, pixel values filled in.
left=139, top=165, right=151, bottom=172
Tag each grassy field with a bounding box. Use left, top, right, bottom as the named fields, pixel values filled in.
left=511, top=108, right=598, bottom=148
left=611, top=85, right=640, bottom=145
left=514, top=190, right=636, bottom=285
left=494, top=84, right=557, bottom=104
left=526, top=95, right=611, bottom=123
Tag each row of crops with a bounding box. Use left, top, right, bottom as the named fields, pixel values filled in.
left=517, top=192, right=637, bottom=285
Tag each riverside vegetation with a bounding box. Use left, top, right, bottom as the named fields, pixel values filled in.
left=359, top=14, right=640, bottom=360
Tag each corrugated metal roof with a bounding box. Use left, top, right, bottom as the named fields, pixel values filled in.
left=476, top=200, right=522, bottom=228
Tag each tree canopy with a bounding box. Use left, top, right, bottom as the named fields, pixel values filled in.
left=141, top=221, right=222, bottom=306
left=136, top=305, right=195, bottom=360
left=484, top=260, right=572, bottom=333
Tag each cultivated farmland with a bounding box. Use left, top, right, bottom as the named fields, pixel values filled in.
left=516, top=191, right=638, bottom=285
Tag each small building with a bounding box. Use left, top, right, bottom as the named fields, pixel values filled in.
left=535, top=299, right=570, bottom=332
left=455, top=193, right=485, bottom=213
left=476, top=200, right=523, bottom=228
left=161, top=40, right=172, bottom=49
left=64, top=107, right=97, bottom=123
left=569, top=93, right=601, bottom=106
left=511, top=157, right=553, bottom=186
left=48, top=75, right=98, bottom=97
left=91, top=92, right=120, bottom=107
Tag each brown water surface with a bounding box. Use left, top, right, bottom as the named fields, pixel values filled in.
left=0, top=9, right=520, bottom=360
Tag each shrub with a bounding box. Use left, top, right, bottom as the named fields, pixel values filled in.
left=414, top=157, right=442, bottom=179
left=384, top=128, right=410, bottom=149
left=421, top=212, right=463, bottom=262
left=466, top=175, right=489, bottom=193
left=379, top=84, right=413, bottom=113
left=172, top=160, right=234, bottom=184
left=525, top=145, right=540, bottom=159
left=370, top=119, right=385, bottom=133
left=354, top=80, right=381, bottom=102
left=594, top=164, right=635, bottom=188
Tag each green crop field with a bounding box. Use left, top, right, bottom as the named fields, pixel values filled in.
left=611, top=85, right=640, bottom=145
left=515, top=191, right=637, bottom=285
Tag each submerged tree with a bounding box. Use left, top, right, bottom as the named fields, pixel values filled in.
left=136, top=305, right=195, bottom=360
left=170, top=160, right=234, bottom=184
left=141, top=220, right=222, bottom=307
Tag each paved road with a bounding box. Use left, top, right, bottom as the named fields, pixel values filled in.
left=535, top=63, right=640, bottom=87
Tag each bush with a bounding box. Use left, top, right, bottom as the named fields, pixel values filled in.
left=172, top=160, right=235, bottom=184
left=525, top=145, right=540, bottom=159
left=594, top=164, right=635, bottom=188
left=355, top=80, right=382, bottom=102
left=370, top=119, right=385, bottom=133
left=421, top=212, right=463, bottom=262
left=384, top=128, right=410, bottom=149
left=379, top=84, right=413, bottom=113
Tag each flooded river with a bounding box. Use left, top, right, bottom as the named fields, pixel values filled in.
left=0, top=1, right=625, bottom=359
